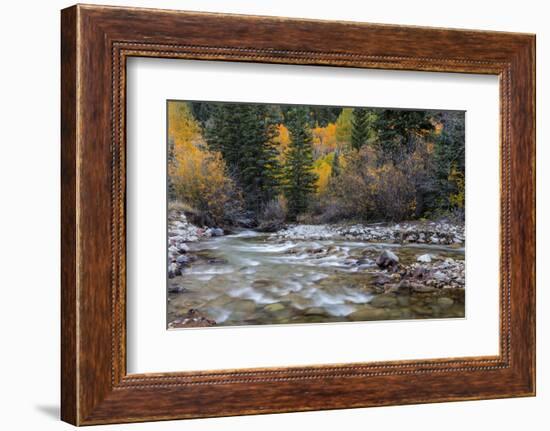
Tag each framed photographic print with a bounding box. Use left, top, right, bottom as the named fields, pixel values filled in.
left=61, top=4, right=536, bottom=425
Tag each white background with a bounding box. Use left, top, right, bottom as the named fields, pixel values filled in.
left=0, top=0, right=547, bottom=430
left=127, top=59, right=499, bottom=373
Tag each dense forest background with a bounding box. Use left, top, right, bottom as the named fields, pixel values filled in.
left=168, top=101, right=465, bottom=230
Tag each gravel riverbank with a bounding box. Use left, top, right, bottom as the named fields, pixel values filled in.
left=271, top=221, right=464, bottom=245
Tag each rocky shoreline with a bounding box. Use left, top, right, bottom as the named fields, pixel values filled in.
left=167, top=209, right=225, bottom=279
left=369, top=248, right=465, bottom=291
left=271, top=221, right=464, bottom=245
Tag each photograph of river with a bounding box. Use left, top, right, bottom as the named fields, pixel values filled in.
left=166, top=100, right=465, bottom=328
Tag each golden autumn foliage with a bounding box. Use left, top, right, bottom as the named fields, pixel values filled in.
left=168, top=101, right=201, bottom=147
left=168, top=102, right=242, bottom=225
left=273, top=124, right=290, bottom=161
left=312, top=153, right=333, bottom=194
left=312, top=123, right=337, bottom=156
left=315, top=163, right=332, bottom=194
left=448, top=163, right=465, bottom=209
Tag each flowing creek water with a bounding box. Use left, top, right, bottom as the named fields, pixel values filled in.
left=167, top=230, right=465, bottom=327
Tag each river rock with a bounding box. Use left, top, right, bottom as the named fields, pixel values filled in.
left=437, top=297, right=454, bottom=308
left=230, top=299, right=257, bottom=314
left=271, top=221, right=464, bottom=245
left=383, top=284, right=400, bottom=294
left=417, top=253, right=433, bottom=263
left=304, top=307, right=327, bottom=316
left=282, top=293, right=312, bottom=309
left=176, top=255, right=190, bottom=265
left=412, top=266, right=429, bottom=279
left=376, top=250, right=399, bottom=270
left=369, top=294, right=398, bottom=308
left=432, top=271, right=449, bottom=282
left=168, top=285, right=188, bottom=294
left=411, top=305, right=433, bottom=316
left=374, top=273, right=393, bottom=286
left=257, top=221, right=284, bottom=233
left=395, top=279, right=415, bottom=294
left=168, top=262, right=181, bottom=278
left=169, top=309, right=216, bottom=328
left=211, top=227, right=224, bottom=237
left=177, top=243, right=189, bottom=253
left=252, top=279, right=271, bottom=288
left=349, top=306, right=388, bottom=321
left=264, top=303, right=286, bottom=313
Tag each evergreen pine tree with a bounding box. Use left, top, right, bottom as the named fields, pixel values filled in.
left=238, top=105, right=280, bottom=213
left=351, top=108, right=370, bottom=150
left=204, top=103, right=242, bottom=169
left=431, top=111, right=465, bottom=212
left=282, top=107, right=318, bottom=220
left=204, top=103, right=280, bottom=215
left=372, top=109, right=434, bottom=165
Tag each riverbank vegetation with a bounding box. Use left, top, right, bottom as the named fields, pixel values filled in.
left=168, top=101, right=465, bottom=229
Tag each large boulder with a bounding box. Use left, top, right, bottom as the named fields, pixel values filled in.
left=417, top=253, right=433, bottom=263
left=177, top=242, right=189, bottom=253
left=211, top=227, right=224, bottom=237
left=168, top=262, right=181, bottom=279
left=376, top=249, right=399, bottom=271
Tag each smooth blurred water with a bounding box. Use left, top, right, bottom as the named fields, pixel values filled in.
left=167, top=230, right=465, bottom=327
